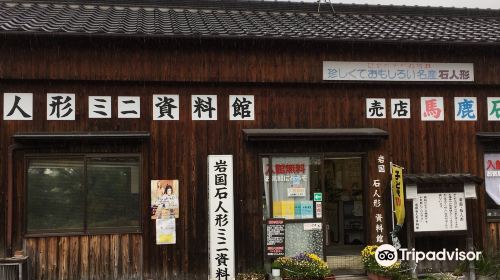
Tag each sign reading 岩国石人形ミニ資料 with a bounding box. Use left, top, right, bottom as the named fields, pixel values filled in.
left=208, top=155, right=235, bottom=280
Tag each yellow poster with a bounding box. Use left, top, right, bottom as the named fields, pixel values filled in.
left=156, top=218, right=176, bottom=245
left=391, top=164, right=405, bottom=225
left=273, top=200, right=295, bottom=219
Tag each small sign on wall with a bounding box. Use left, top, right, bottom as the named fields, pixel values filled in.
left=47, top=93, right=75, bottom=120
left=413, top=192, right=467, bottom=232
left=89, top=96, right=112, bottom=118
left=156, top=218, right=176, bottom=245
left=421, top=97, right=444, bottom=121
left=287, top=187, right=305, bottom=197
left=3, top=93, right=33, bottom=120
left=192, top=95, right=217, bottom=120
left=323, top=61, right=474, bottom=82
left=265, top=219, right=285, bottom=258
left=366, top=98, right=386, bottom=119
left=151, top=180, right=180, bottom=219
left=304, top=223, right=322, bottom=231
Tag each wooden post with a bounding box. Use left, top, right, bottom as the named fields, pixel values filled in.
left=466, top=198, right=475, bottom=280
left=406, top=198, right=418, bottom=279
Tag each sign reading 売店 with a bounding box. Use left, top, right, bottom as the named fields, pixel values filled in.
left=323, top=61, right=474, bottom=82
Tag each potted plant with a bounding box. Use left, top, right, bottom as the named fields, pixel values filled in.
left=272, top=253, right=335, bottom=280
left=361, top=245, right=410, bottom=280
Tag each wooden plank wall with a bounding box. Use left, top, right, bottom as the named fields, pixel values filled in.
left=24, top=234, right=141, bottom=280
left=0, top=36, right=499, bottom=85
left=0, top=267, right=19, bottom=280
left=0, top=36, right=499, bottom=279
left=0, top=81, right=496, bottom=279
left=487, top=222, right=500, bottom=253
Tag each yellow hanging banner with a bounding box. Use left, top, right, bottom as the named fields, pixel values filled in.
left=391, top=164, right=405, bottom=225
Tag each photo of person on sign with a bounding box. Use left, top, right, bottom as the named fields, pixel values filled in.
left=151, top=180, right=179, bottom=219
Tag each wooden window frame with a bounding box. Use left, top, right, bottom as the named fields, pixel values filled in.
left=23, top=153, right=143, bottom=237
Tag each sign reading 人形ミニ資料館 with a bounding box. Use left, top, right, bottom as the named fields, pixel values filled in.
left=323, top=62, right=474, bottom=82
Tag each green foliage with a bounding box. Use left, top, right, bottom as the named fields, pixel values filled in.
left=473, top=251, right=500, bottom=278
left=361, top=245, right=412, bottom=280
left=272, top=253, right=331, bottom=279
left=455, top=249, right=500, bottom=278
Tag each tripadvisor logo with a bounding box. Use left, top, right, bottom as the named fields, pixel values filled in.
left=375, top=244, right=398, bottom=267
left=375, top=244, right=483, bottom=266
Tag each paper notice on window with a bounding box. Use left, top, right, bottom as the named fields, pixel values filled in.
left=304, top=223, right=322, bottom=231
left=287, top=187, right=305, bottom=197
left=156, top=218, right=176, bottom=245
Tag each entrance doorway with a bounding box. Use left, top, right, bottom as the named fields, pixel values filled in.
left=323, top=157, right=365, bottom=273
left=260, top=154, right=366, bottom=273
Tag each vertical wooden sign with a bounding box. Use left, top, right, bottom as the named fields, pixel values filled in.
left=208, top=155, right=235, bottom=280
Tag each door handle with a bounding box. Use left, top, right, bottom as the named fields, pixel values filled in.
left=325, top=224, right=330, bottom=246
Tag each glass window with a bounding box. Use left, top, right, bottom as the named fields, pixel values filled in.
left=262, top=156, right=321, bottom=220
left=27, top=159, right=84, bottom=232
left=26, top=155, right=141, bottom=234
left=285, top=223, right=324, bottom=258
left=87, top=157, right=140, bottom=230
left=484, top=154, right=500, bottom=219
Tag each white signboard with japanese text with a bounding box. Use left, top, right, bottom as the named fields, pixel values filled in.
left=208, top=155, right=235, bottom=280
left=366, top=98, right=386, bottom=119
left=89, top=96, right=112, bottom=119
left=304, top=223, right=322, bottom=231
left=391, top=98, right=411, bottom=119
left=454, top=97, right=477, bottom=121
left=484, top=154, right=500, bottom=205
left=229, top=95, right=255, bottom=120
left=47, top=93, right=75, bottom=120
left=153, top=95, right=179, bottom=120
left=421, top=97, right=444, bottom=121
left=118, top=96, right=141, bottom=118
left=4, top=93, right=33, bottom=120
left=193, top=95, right=217, bottom=120
left=487, top=98, right=500, bottom=121
left=413, top=192, right=467, bottom=232
left=323, top=61, right=474, bottom=82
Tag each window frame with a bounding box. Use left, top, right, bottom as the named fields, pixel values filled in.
left=259, top=152, right=369, bottom=259
left=260, top=153, right=324, bottom=224
left=24, top=153, right=143, bottom=237
left=483, top=152, right=500, bottom=222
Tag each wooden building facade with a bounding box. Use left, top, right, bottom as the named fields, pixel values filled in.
left=0, top=1, right=499, bottom=279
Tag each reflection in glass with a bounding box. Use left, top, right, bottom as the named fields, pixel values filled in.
left=87, top=157, right=140, bottom=229
left=27, top=159, right=84, bottom=232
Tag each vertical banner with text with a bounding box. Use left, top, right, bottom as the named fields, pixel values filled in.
left=208, top=155, right=235, bottom=280
left=391, top=164, right=405, bottom=226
